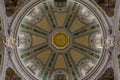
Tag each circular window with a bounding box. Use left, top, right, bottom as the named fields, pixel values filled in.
left=12, top=0, right=107, bottom=80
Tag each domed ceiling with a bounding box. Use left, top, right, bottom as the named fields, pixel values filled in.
left=12, top=0, right=105, bottom=80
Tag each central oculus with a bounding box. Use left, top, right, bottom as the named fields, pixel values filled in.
left=52, top=32, right=69, bottom=49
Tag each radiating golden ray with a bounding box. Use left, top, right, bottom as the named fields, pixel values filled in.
left=36, top=49, right=52, bottom=64
left=31, top=35, right=47, bottom=47
left=69, top=17, right=85, bottom=32
left=54, top=12, right=67, bottom=27
left=74, top=35, right=89, bottom=47
left=69, top=49, right=84, bottom=64
left=54, top=54, right=67, bottom=69
left=36, top=17, right=51, bottom=32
